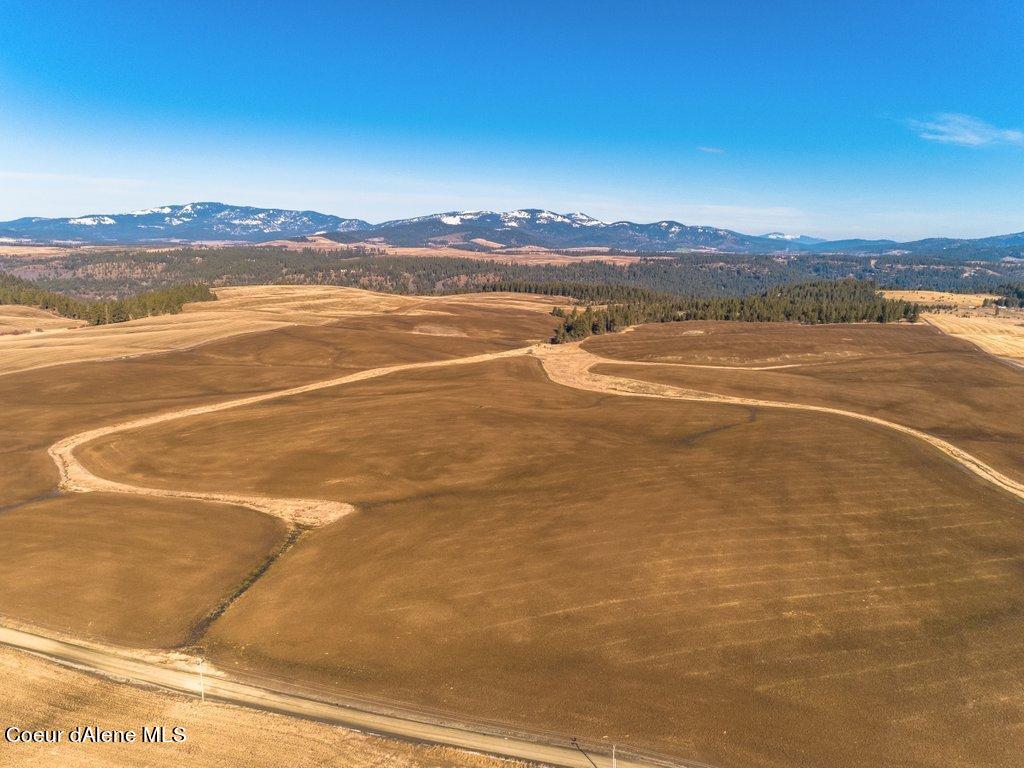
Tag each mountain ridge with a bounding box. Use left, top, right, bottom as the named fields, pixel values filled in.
left=2, top=202, right=1022, bottom=258
left=0, top=202, right=369, bottom=244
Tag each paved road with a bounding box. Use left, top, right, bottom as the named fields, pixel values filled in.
left=0, top=625, right=698, bottom=768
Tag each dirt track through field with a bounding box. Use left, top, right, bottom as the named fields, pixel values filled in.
left=533, top=343, right=1024, bottom=503
left=18, top=326, right=1024, bottom=767
left=50, top=338, right=1023, bottom=535
left=48, top=346, right=533, bottom=526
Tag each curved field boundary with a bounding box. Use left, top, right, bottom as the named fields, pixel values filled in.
left=48, top=346, right=532, bottom=527
left=922, top=313, right=1024, bottom=371
left=586, top=358, right=808, bottom=371
left=0, top=317, right=293, bottom=380
left=532, top=344, right=1024, bottom=503
left=49, top=338, right=1024, bottom=529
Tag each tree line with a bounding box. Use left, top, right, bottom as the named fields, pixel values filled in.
left=549, top=279, right=920, bottom=343
left=988, top=283, right=1024, bottom=308
left=0, top=274, right=215, bottom=325
left=4, top=246, right=1024, bottom=301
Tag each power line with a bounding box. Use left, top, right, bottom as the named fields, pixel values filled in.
left=571, top=737, right=600, bottom=768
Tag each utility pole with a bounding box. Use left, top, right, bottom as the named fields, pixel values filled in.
left=612, top=744, right=617, bottom=768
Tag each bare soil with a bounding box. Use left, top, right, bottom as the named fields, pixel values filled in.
left=0, top=290, right=557, bottom=644
left=0, top=493, right=284, bottom=646
left=585, top=321, right=1024, bottom=483
left=77, top=352, right=1024, bottom=768
left=5, top=293, right=1024, bottom=768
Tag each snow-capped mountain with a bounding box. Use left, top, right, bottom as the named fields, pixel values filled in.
left=2, top=203, right=1021, bottom=257
left=761, top=232, right=827, bottom=246
left=326, top=209, right=792, bottom=252
left=328, top=211, right=1023, bottom=256
left=0, top=203, right=805, bottom=251
left=0, top=203, right=369, bottom=243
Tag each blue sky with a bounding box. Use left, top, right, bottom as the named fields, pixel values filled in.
left=1, top=1, right=1022, bottom=239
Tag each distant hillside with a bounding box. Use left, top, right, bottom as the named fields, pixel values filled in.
left=0, top=203, right=369, bottom=244
left=322, top=209, right=1024, bottom=258
left=323, top=209, right=794, bottom=253
left=1, top=202, right=1022, bottom=258
left=760, top=232, right=828, bottom=246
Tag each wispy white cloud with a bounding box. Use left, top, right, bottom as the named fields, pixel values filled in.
left=696, top=146, right=725, bottom=154
left=906, top=113, right=1023, bottom=147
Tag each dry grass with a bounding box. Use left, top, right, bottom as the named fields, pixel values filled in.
left=0, top=305, right=85, bottom=334
left=883, top=289, right=998, bottom=308
left=0, top=285, right=562, bottom=378
left=76, top=353, right=1024, bottom=768
left=0, top=309, right=285, bottom=378
left=924, top=311, right=1024, bottom=363
left=0, top=244, right=80, bottom=258
left=0, top=285, right=418, bottom=377
left=0, top=646, right=515, bottom=768
left=259, top=236, right=646, bottom=264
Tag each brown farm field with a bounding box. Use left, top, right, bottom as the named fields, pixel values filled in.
left=0, top=493, right=284, bottom=646
left=80, top=337, right=1024, bottom=766
left=584, top=321, right=1024, bottom=483
left=0, top=285, right=562, bottom=377
left=2, top=287, right=1023, bottom=768
left=0, top=289, right=558, bottom=640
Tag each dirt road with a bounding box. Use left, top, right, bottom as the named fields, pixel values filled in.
left=17, top=332, right=1023, bottom=767
left=50, top=337, right=1024, bottom=528
left=48, top=346, right=533, bottom=526
left=533, top=343, right=1024, bottom=503
left=0, top=625, right=683, bottom=768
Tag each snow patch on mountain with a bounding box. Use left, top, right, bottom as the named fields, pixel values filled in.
left=569, top=212, right=605, bottom=226
left=0, top=203, right=370, bottom=243
left=535, top=211, right=572, bottom=224
left=128, top=206, right=173, bottom=216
